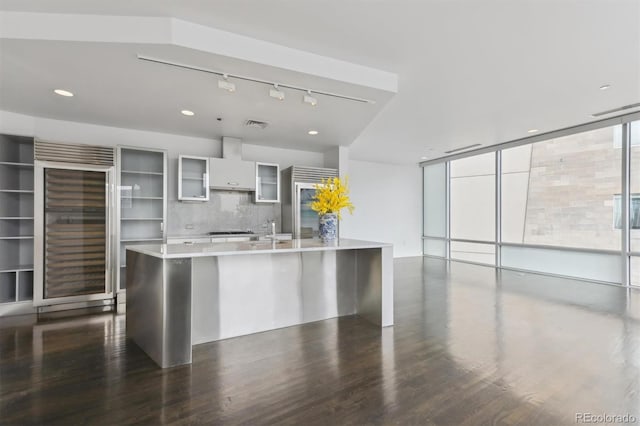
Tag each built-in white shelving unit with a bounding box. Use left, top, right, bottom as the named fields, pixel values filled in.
left=0, top=134, right=35, bottom=314
left=117, top=147, right=167, bottom=291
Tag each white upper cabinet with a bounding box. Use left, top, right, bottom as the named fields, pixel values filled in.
left=255, top=162, right=280, bottom=203
left=209, top=158, right=256, bottom=191
left=179, top=155, right=209, bottom=201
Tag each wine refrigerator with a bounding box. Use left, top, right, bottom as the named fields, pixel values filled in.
left=33, top=141, right=116, bottom=309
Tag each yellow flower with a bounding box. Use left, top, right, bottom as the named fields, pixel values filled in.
left=309, top=176, right=355, bottom=220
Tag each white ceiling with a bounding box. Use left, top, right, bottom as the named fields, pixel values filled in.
left=0, top=39, right=394, bottom=153
left=1, top=0, right=639, bottom=164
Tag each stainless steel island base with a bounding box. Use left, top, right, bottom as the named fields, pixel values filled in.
left=126, top=239, right=393, bottom=368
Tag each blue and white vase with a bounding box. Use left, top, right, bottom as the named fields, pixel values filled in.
left=319, top=213, right=338, bottom=242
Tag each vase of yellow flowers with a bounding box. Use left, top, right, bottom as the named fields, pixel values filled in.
left=310, top=176, right=354, bottom=242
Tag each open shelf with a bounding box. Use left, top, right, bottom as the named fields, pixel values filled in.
left=121, top=238, right=164, bottom=243
left=118, top=147, right=167, bottom=292
left=0, top=162, right=34, bottom=168
left=0, top=272, right=16, bottom=303
left=120, top=173, right=164, bottom=198
left=18, top=271, right=33, bottom=301
left=0, top=264, right=34, bottom=273
left=0, top=217, right=34, bottom=220
left=0, top=134, right=34, bottom=309
left=121, top=170, right=164, bottom=176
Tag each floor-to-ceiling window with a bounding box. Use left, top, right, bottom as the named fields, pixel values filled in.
left=422, top=114, right=640, bottom=286
left=450, top=153, right=495, bottom=265
left=630, top=121, right=640, bottom=285
left=500, top=125, right=622, bottom=283
left=423, top=163, right=447, bottom=257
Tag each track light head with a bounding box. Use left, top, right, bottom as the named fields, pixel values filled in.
left=218, top=74, right=236, bottom=92
left=269, top=84, right=285, bottom=101
left=303, top=90, right=318, bottom=106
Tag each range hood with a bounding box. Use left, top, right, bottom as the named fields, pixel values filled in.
left=209, top=137, right=256, bottom=191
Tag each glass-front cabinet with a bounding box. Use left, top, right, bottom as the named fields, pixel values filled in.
left=179, top=155, right=209, bottom=201
left=296, top=182, right=322, bottom=238
left=117, top=147, right=167, bottom=291
left=255, top=162, right=280, bottom=203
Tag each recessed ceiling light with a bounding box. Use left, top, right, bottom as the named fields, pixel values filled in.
left=599, top=84, right=611, bottom=91
left=308, top=130, right=318, bottom=135
left=54, top=89, right=74, bottom=97
left=527, top=129, right=539, bottom=133
left=181, top=110, right=195, bottom=116
left=421, top=156, right=428, bottom=160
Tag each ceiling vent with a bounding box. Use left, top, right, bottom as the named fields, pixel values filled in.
left=591, top=102, right=640, bottom=118
left=444, top=143, right=482, bottom=154
left=245, top=120, right=269, bottom=129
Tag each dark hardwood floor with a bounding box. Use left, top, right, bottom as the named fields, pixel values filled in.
left=2, top=257, right=640, bottom=425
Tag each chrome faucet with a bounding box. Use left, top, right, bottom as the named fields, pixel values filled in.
left=265, top=219, right=277, bottom=240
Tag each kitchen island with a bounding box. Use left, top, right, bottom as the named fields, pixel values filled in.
left=126, top=238, right=393, bottom=368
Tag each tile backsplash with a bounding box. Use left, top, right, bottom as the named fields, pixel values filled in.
left=167, top=190, right=281, bottom=236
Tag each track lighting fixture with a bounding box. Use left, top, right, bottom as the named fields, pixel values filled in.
left=218, top=74, right=236, bottom=92
left=138, top=55, right=376, bottom=104
left=303, top=91, right=318, bottom=106
left=269, top=84, right=285, bottom=101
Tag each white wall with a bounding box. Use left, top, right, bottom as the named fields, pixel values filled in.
left=341, top=159, right=422, bottom=257
left=0, top=110, right=323, bottom=200
left=323, top=146, right=349, bottom=178
left=242, top=143, right=323, bottom=169
left=1, top=110, right=423, bottom=257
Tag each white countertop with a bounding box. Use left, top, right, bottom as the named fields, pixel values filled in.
left=127, top=238, right=391, bottom=259
left=166, top=233, right=292, bottom=240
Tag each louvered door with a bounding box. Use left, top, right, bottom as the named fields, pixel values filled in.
left=44, top=168, right=108, bottom=299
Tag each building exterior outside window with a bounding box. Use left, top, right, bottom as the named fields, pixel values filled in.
left=423, top=118, right=640, bottom=286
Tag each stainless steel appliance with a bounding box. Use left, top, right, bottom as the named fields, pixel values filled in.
left=281, top=166, right=338, bottom=239
left=33, top=141, right=117, bottom=309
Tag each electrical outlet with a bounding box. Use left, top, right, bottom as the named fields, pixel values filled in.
left=185, top=224, right=194, bottom=230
